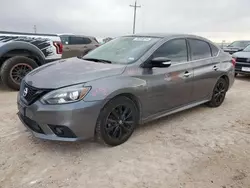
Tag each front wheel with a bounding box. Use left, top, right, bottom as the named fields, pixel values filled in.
left=1, top=56, right=38, bottom=90
left=206, top=78, right=228, bottom=108
left=95, top=96, right=139, bottom=146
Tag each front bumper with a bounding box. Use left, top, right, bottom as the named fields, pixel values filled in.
left=17, top=94, right=104, bottom=141
left=235, top=62, right=250, bottom=75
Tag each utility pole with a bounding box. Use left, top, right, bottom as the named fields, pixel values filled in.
left=33, top=25, right=37, bottom=34
left=129, top=1, right=141, bottom=34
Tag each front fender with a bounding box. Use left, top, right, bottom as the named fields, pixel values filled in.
left=0, top=41, right=45, bottom=63
left=83, top=76, right=147, bottom=102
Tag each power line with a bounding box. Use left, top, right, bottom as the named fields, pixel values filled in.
left=129, top=1, right=141, bottom=34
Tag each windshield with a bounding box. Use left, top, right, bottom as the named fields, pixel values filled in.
left=243, top=45, right=250, bottom=52
left=228, top=41, right=250, bottom=48
left=83, top=36, right=160, bottom=64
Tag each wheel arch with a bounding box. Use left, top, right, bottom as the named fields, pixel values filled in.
left=0, top=41, right=45, bottom=67
left=220, top=74, right=229, bottom=91
left=101, top=93, right=142, bottom=123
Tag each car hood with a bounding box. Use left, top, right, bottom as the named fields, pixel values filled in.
left=223, top=47, right=243, bottom=51
left=232, top=51, right=250, bottom=58
left=24, top=57, right=126, bottom=89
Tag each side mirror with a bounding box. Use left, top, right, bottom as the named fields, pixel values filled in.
left=151, top=57, right=171, bottom=68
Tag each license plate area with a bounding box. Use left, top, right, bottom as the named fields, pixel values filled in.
left=242, top=67, right=250, bottom=72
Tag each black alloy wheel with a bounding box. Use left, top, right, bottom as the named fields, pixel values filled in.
left=96, top=96, right=139, bottom=146
left=207, top=78, right=228, bottom=107
left=105, top=105, right=134, bottom=141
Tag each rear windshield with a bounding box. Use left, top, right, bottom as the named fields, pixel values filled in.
left=60, top=35, right=69, bottom=45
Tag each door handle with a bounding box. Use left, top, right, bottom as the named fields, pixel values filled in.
left=183, top=71, right=191, bottom=77
left=213, top=65, right=219, bottom=71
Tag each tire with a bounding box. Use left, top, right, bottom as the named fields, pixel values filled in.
left=206, top=78, right=228, bottom=108
left=235, top=73, right=238, bottom=77
left=95, top=96, right=139, bottom=146
left=1, top=56, right=38, bottom=90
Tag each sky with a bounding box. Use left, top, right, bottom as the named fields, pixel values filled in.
left=0, top=0, right=250, bottom=42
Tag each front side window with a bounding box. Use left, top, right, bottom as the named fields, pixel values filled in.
left=153, top=39, right=188, bottom=63
left=189, top=39, right=212, bottom=60
left=83, top=36, right=160, bottom=64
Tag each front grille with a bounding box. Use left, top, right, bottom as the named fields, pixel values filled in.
left=20, top=82, right=51, bottom=105
left=236, top=57, right=248, bottom=63
left=20, top=114, right=44, bottom=134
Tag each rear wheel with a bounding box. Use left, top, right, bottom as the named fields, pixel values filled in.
left=95, top=96, right=139, bottom=146
left=1, top=56, right=38, bottom=90
left=206, top=78, right=228, bottom=107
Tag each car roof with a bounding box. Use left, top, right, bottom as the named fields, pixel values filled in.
left=232, top=40, right=250, bottom=42
left=58, top=34, right=95, bottom=38
left=125, top=33, right=208, bottom=40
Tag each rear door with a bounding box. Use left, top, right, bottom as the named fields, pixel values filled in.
left=62, top=36, right=93, bottom=59
left=187, top=38, right=221, bottom=102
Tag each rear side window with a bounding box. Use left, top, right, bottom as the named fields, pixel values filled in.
left=189, top=39, right=212, bottom=60
left=153, top=39, right=188, bottom=63
left=60, top=36, right=70, bottom=45
left=210, top=44, right=219, bottom=57
left=70, top=37, right=92, bottom=45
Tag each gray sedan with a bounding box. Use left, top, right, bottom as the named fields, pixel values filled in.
left=17, top=34, right=235, bottom=146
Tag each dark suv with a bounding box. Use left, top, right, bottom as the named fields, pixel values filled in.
left=59, top=34, right=100, bottom=59
left=233, top=44, right=250, bottom=76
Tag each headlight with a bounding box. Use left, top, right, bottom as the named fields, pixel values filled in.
left=40, top=85, right=91, bottom=104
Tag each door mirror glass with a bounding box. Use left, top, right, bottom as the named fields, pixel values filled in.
left=151, top=57, right=171, bottom=68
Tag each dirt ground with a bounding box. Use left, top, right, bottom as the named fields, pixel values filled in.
left=0, top=77, right=250, bottom=188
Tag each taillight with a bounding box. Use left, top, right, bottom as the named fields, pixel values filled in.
left=231, top=57, right=236, bottom=67
left=53, top=41, right=63, bottom=54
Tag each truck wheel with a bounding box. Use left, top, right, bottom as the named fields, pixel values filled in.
left=1, top=56, right=38, bottom=90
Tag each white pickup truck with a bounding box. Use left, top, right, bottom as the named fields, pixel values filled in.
left=0, top=31, right=62, bottom=90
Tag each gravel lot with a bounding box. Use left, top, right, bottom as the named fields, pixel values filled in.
left=0, top=77, right=250, bottom=188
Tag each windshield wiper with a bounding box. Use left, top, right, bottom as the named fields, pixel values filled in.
left=82, top=58, right=112, bottom=64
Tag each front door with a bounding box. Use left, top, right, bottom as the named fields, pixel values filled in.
left=140, top=38, right=194, bottom=117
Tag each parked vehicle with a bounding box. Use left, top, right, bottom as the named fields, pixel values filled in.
left=223, top=40, right=250, bottom=54
left=0, top=31, right=62, bottom=90
left=232, top=44, right=250, bottom=76
left=59, top=34, right=100, bottom=59
left=17, top=34, right=235, bottom=146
